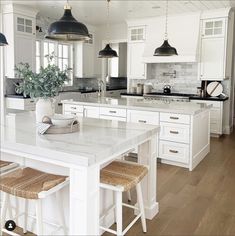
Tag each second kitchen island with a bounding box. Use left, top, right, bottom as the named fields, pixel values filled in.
left=62, top=97, right=211, bottom=171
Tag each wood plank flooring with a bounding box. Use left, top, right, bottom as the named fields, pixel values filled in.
left=3, top=132, right=235, bottom=236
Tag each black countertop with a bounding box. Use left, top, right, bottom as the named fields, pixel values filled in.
left=60, top=87, right=127, bottom=93
left=121, top=92, right=228, bottom=101
left=5, top=94, right=31, bottom=99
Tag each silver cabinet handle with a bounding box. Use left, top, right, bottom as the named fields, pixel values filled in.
left=170, top=116, right=179, bottom=120
left=71, top=107, right=77, bottom=110
left=169, top=149, right=178, bottom=154
left=109, top=110, right=117, bottom=114
left=138, top=120, right=146, bottom=123
left=71, top=112, right=77, bottom=115
left=170, top=130, right=179, bottom=134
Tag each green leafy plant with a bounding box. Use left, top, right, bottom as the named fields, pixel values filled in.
left=15, top=54, right=70, bottom=99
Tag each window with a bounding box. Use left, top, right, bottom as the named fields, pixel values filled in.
left=36, top=41, right=41, bottom=73
left=35, top=40, right=73, bottom=85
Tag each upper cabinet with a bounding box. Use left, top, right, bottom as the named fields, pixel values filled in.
left=199, top=12, right=234, bottom=81
left=74, top=33, right=95, bottom=78
left=128, top=26, right=146, bottom=42
left=127, top=26, right=147, bottom=79
left=3, top=4, right=37, bottom=78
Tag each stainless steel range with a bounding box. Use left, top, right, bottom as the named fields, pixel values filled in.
left=144, top=93, right=192, bottom=102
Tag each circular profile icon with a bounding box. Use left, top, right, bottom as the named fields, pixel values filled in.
left=5, top=220, right=16, bottom=231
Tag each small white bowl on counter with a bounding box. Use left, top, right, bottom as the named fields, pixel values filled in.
left=51, top=114, right=76, bottom=127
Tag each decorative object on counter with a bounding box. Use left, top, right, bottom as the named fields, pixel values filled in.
left=143, top=83, right=153, bottom=94
left=98, top=0, right=118, bottom=58
left=51, top=114, right=76, bottom=127
left=15, top=54, right=69, bottom=123
left=136, top=83, right=144, bottom=94
left=130, top=86, right=137, bottom=94
left=37, top=116, right=79, bottom=135
left=163, top=85, right=171, bottom=94
left=45, top=0, right=90, bottom=41
left=0, top=32, right=8, bottom=46
left=206, top=81, right=224, bottom=97
left=153, top=0, right=178, bottom=56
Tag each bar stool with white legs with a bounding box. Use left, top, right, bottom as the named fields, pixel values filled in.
left=0, top=160, right=19, bottom=174
left=100, top=160, right=148, bottom=236
left=0, top=167, right=69, bottom=235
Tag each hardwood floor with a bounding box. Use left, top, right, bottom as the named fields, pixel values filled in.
left=106, top=131, right=235, bottom=236
left=3, top=132, right=235, bottom=235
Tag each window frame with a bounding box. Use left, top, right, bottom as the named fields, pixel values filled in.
left=35, top=39, right=74, bottom=86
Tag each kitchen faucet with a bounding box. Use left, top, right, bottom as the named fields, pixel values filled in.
left=98, top=79, right=105, bottom=97
left=163, top=70, right=176, bottom=78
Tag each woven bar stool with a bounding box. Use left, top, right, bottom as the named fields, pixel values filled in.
left=100, top=160, right=148, bottom=236
left=0, top=160, right=19, bottom=174
left=0, top=167, right=69, bottom=235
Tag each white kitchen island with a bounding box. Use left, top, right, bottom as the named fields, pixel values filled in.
left=62, top=97, right=211, bottom=171
left=0, top=112, right=160, bottom=235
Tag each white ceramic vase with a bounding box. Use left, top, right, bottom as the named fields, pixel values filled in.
left=36, top=98, right=55, bottom=123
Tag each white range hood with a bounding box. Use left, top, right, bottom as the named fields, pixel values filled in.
left=142, top=13, right=201, bottom=64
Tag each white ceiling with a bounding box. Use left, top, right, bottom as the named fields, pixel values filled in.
left=2, top=0, right=235, bottom=25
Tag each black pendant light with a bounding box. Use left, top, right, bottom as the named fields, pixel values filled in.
left=154, top=0, right=178, bottom=56
left=0, top=33, right=8, bottom=46
left=98, top=0, right=118, bottom=58
left=45, top=1, right=90, bottom=41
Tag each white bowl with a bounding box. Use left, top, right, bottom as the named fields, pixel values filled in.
left=51, top=114, right=76, bottom=127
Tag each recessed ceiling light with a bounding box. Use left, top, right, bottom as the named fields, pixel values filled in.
left=152, top=6, right=161, bottom=9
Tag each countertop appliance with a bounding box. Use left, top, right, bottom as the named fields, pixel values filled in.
left=163, top=85, right=171, bottom=94
left=144, top=92, right=192, bottom=102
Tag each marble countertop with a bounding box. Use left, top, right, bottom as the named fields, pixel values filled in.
left=62, top=97, right=211, bottom=115
left=1, top=112, right=159, bottom=167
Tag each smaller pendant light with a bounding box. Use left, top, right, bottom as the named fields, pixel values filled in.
left=0, top=33, right=8, bottom=46
left=154, top=0, right=178, bottom=56
left=45, top=0, right=90, bottom=41
left=98, top=0, right=118, bottom=58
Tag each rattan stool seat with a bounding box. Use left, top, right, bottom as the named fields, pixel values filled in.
left=100, top=160, right=148, bottom=192
left=0, top=160, right=13, bottom=168
left=0, top=167, right=67, bottom=199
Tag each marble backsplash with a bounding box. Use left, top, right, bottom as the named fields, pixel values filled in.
left=128, top=63, right=202, bottom=94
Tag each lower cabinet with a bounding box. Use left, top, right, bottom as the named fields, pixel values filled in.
left=159, top=141, right=189, bottom=164
left=6, top=97, right=35, bottom=111
left=83, top=106, right=100, bottom=118
left=190, top=100, right=223, bottom=135
left=127, top=110, right=159, bottom=125
left=62, top=102, right=210, bottom=170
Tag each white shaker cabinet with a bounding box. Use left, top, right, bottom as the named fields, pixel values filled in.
left=3, top=5, right=37, bottom=77
left=199, top=15, right=234, bottom=81
left=127, top=26, right=146, bottom=80
left=83, top=106, right=100, bottom=118
left=191, top=100, right=223, bottom=136
left=74, top=34, right=95, bottom=78
left=127, top=42, right=146, bottom=80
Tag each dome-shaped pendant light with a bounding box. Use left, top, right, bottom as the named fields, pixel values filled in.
left=0, top=33, right=8, bottom=46
left=154, top=0, right=178, bottom=56
left=45, top=1, right=90, bottom=41
left=98, top=0, right=118, bottom=58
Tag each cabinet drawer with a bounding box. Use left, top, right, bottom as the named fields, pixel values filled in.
left=160, top=122, right=190, bottom=143
left=83, top=106, right=99, bottom=118
left=100, top=115, right=126, bottom=122
left=159, top=141, right=189, bottom=164
left=160, top=113, right=190, bottom=124
left=64, top=111, right=83, bottom=117
left=63, top=104, right=83, bottom=113
left=100, top=107, right=127, bottom=118
left=127, top=110, right=159, bottom=125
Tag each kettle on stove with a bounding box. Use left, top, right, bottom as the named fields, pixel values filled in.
left=163, top=85, right=171, bottom=94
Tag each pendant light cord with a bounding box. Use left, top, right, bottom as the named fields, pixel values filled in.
left=106, top=0, right=110, bottom=43
left=164, top=0, right=168, bottom=40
